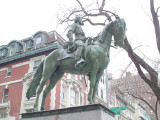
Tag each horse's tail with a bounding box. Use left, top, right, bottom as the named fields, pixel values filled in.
left=26, top=60, right=44, bottom=100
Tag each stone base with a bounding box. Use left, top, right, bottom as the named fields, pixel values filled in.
left=21, top=104, right=116, bottom=120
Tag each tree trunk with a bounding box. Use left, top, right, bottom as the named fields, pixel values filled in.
left=150, top=0, right=160, bottom=53
left=122, top=37, right=160, bottom=101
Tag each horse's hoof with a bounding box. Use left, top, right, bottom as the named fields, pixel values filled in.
left=34, top=107, right=38, bottom=112
left=93, top=99, right=96, bottom=104
left=88, top=99, right=94, bottom=104
left=34, top=105, right=38, bottom=112
left=40, top=107, right=45, bottom=111
left=89, top=102, right=94, bottom=104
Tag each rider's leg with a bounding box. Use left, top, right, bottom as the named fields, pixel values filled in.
left=75, top=45, right=86, bottom=68
left=75, top=45, right=84, bottom=60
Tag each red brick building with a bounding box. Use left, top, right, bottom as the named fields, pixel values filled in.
left=109, top=72, right=160, bottom=120
left=0, top=30, right=89, bottom=120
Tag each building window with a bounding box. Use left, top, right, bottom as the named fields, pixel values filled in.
left=2, top=89, right=8, bottom=103
left=33, top=60, right=41, bottom=71
left=6, top=67, right=12, bottom=77
left=10, top=44, right=15, bottom=56
left=101, top=89, right=103, bottom=99
left=70, top=89, right=76, bottom=105
left=101, top=75, right=105, bottom=84
left=61, top=86, right=65, bottom=100
left=150, top=110, right=153, bottom=114
left=24, top=41, right=29, bottom=51
left=148, top=96, right=151, bottom=100
left=35, top=36, right=42, bottom=49
left=143, top=104, right=146, bottom=109
left=0, top=114, right=7, bottom=118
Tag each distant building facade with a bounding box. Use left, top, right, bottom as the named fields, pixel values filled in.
left=109, top=72, right=160, bottom=120
left=0, top=30, right=107, bottom=120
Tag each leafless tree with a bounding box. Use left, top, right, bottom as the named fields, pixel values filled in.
left=128, top=91, right=159, bottom=120
left=111, top=74, right=159, bottom=119
left=57, top=0, right=160, bottom=107
left=126, top=76, right=159, bottom=120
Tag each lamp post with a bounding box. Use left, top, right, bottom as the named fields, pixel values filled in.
left=105, top=68, right=110, bottom=108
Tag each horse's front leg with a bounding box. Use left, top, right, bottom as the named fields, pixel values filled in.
left=92, top=69, right=104, bottom=103
left=88, top=60, right=99, bottom=104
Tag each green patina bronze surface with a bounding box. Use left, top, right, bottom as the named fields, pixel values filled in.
left=26, top=16, right=126, bottom=111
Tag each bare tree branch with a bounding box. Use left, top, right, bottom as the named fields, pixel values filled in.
left=141, top=6, right=153, bottom=22
left=156, top=7, right=160, bottom=14
left=99, top=0, right=106, bottom=11
left=120, top=61, right=133, bottom=78
left=155, top=97, right=159, bottom=120
left=96, top=0, right=100, bottom=9
left=76, top=0, right=88, bottom=15
left=83, top=18, right=105, bottom=26
left=128, top=91, right=155, bottom=111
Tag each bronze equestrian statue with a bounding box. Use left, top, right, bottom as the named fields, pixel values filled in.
left=26, top=16, right=126, bottom=111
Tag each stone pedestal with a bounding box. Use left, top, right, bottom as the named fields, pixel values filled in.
left=21, top=104, right=116, bottom=120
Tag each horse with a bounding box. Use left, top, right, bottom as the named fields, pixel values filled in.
left=26, top=17, right=126, bottom=111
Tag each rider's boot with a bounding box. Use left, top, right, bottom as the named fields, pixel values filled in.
left=75, top=46, right=86, bottom=68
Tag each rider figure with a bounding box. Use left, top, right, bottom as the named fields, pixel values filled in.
left=67, top=16, right=86, bottom=68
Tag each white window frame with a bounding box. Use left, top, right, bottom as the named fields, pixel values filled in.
left=10, top=44, right=15, bottom=56
left=70, top=89, right=76, bottom=105
left=61, top=85, right=65, bottom=100
left=35, top=36, right=42, bottom=49
left=33, top=59, right=41, bottom=71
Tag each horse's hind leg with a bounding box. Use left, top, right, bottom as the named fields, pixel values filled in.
left=40, top=70, right=64, bottom=110
left=34, top=59, right=58, bottom=111
left=34, top=74, right=52, bottom=111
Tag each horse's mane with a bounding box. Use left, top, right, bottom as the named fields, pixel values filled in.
left=94, top=21, right=113, bottom=43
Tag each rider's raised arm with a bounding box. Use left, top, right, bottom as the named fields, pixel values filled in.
left=67, top=23, right=76, bottom=42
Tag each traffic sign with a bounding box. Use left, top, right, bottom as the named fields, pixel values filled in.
left=114, top=111, right=121, bottom=115
left=110, top=106, right=126, bottom=115
left=110, top=106, right=126, bottom=111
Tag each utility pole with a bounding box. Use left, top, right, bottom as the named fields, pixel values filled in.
left=105, top=68, right=110, bottom=108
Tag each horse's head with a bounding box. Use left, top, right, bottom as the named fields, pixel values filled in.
left=112, top=17, right=126, bottom=47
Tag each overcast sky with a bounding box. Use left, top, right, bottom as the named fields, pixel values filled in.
left=0, top=0, right=159, bottom=77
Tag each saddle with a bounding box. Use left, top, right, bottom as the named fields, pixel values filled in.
left=58, top=39, right=92, bottom=61
left=63, top=41, right=77, bottom=53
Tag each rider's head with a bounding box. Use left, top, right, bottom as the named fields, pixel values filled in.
left=74, top=16, right=84, bottom=25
